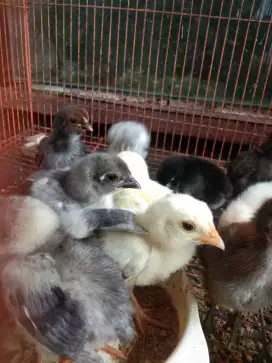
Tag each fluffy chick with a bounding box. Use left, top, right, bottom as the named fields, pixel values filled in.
left=201, top=198, right=272, bottom=313
left=30, top=176, right=146, bottom=238
left=33, top=104, right=93, bottom=170
left=200, top=181, right=272, bottom=340
left=107, top=121, right=151, bottom=159
left=156, top=155, right=233, bottom=211
left=118, top=151, right=172, bottom=201
left=96, top=191, right=224, bottom=334
left=1, top=238, right=135, bottom=363
left=29, top=152, right=141, bottom=206
left=0, top=195, right=61, bottom=256
left=227, top=134, right=272, bottom=197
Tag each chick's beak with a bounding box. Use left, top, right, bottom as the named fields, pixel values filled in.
left=117, top=176, right=141, bottom=189
left=83, top=117, right=93, bottom=132
left=199, top=226, right=225, bottom=250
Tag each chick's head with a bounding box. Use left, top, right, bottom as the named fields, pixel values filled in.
left=65, top=153, right=141, bottom=203
left=53, top=104, right=93, bottom=135
left=136, top=193, right=225, bottom=251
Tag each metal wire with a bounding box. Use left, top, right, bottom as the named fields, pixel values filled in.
left=0, top=0, right=271, bottom=191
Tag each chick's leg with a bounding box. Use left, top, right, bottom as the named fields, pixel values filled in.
left=130, top=290, right=168, bottom=336
left=58, top=358, right=73, bottom=363
left=96, top=344, right=127, bottom=361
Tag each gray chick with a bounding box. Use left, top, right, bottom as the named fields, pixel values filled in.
left=39, top=152, right=141, bottom=205
left=35, top=104, right=93, bottom=170
left=1, top=238, right=135, bottom=363
left=107, top=121, right=151, bottom=159
left=30, top=175, right=146, bottom=238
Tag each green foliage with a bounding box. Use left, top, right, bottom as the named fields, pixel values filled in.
left=30, top=0, right=272, bottom=106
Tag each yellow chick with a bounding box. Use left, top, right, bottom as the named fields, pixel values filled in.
left=97, top=192, right=225, bottom=335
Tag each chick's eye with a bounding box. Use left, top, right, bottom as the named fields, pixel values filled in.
left=103, top=173, right=119, bottom=183
left=181, top=221, right=194, bottom=232
left=70, top=119, right=77, bottom=124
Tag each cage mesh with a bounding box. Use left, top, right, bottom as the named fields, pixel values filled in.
left=0, top=0, right=272, bottom=361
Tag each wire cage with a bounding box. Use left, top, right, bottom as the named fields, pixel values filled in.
left=0, top=0, right=272, bottom=361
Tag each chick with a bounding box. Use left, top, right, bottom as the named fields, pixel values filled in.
left=32, top=104, right=93, bottom=170
left=118, top=151, right=172, bottom=201
left=0, top=195, right=61, bottom=256
left=227, top=134, right=272, bottom=197
left=30, top=176, right=146, bottom=238
left=55, top=152, right=141, bottom=205
left=156, top=155, right=233, bottom=211
left=1, top=238, right=135, bottom=363
left=29, top=152, right=141, bottom=206
left=107, top=121, right=151, bottom=159
left=200, top=181, right=272, bottom=341
left=96, top=191, right=225, bottom=335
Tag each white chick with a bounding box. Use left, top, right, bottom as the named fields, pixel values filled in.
left=96, top=192, right=225, bottom=335
left=218, top=181, right=272, bottom=229
left=107, top=121, right=151, bottom=159
left=118, top=151, right=173, bottom=201
left=0, top=195, right=61, bottom=256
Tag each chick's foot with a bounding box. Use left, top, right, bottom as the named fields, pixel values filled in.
left=96, top=344, right=127, bottom=361
left=58, top=358, right=74, bottom=363
left=130, top=291, right=168, bottom=337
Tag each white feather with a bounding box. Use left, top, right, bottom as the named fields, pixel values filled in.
left=118, top=151, right=173, bottom=201
left=101, top=193, right=221, bottom=288
left=107, top=121, right=150, bottom=159
left=218, top=181, right=272, bottom=229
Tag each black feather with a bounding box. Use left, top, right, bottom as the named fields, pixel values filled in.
left=228, top=134, right=272, bottom=197
left=156, top=156, right=233, bottom=211
left=16, top=286, right=88, bottom=359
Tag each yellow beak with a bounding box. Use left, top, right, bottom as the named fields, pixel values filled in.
left=199, top=226, right=225, bottom=250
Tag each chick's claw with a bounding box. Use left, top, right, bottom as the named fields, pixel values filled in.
left=58, top=358, right=73, bottom=363
left=96, top=344, right=127, bottom=361
left=130, top=292, right=168, bottom=337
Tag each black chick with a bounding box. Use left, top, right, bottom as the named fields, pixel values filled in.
left=30, top=152, right=141, bottom=205
left=227, top=134, right=272, bottom=197
left=156, top=156, right=233, bottom=211
left=35, top=104, right=93, bottom=170
left=1, top=238, right=135, bottom=363
left=200, top=198, right=272, bottom=343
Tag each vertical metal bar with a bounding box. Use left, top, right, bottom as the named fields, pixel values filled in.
left=135, top=0, right=148, bottom=118
left=148, top=0, right=166, bottom=153
left=47, top=0, right=53, bottom=127
left=174, top=1, right=194, bottom=154
left=23, top=0, right=34, bottom=130
left=77, top=0, right=81, bottom=101
left=98, top=0, right=105, bottom=130
left=91, top=1, right=97, bottom=134
left=119, top=0, right=130, bottom=121
left=112, top=0, right=122, bottom=122
left=69, top=0, right=73, bottom=101
left=105, top=0, right=113, bottom=129
left=128, top=0, right=139, bottom=116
